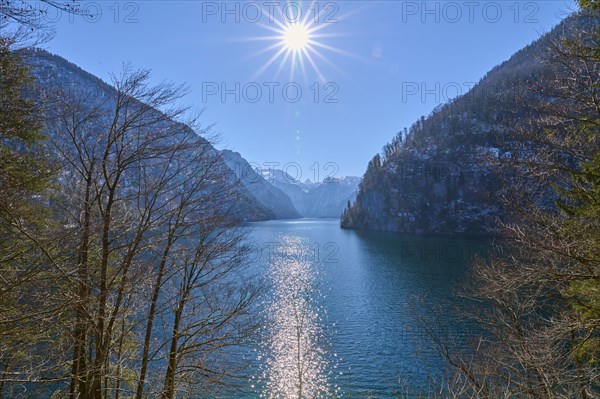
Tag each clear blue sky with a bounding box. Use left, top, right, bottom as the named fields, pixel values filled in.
left=44, top=0, right=574, bottom=179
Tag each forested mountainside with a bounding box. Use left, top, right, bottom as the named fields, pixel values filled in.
left=342, top=14, right=590, bottom=236
left=261, top=168, right=361, bottom=218
left=221, top=150, right=302, bottom=219
left=20, top=48, right=275, bottom=222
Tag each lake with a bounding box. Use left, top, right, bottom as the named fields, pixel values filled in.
left=231, top=219, right=485, bottom=398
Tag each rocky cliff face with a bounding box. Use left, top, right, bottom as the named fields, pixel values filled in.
left=342, top=15, right=586, bottom=236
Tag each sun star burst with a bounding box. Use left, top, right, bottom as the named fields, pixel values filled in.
left=246, top=2, right=346, bottom=82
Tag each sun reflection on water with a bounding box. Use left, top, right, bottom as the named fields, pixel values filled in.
left=258, top=237, right=337, bottom=399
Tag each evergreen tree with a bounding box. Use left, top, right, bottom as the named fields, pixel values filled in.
left=0, top=35, right=58, bottom=398
left=0, top=39, right=50, bottom=225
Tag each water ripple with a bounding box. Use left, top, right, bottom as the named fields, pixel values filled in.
left=259, top=236, right=336, bottom=399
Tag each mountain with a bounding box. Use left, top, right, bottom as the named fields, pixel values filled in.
left=261, top=169, right=361, bottom=218
left=341, top=14, right=587, bottom=236
left=220, top=150, right=302, bottom=219
left=20, top=49, right=275, bottom=222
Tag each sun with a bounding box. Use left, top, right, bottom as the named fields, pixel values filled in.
left=283, top=24, right=310, bottom=52
left=243, top=2, right=349, bottom=82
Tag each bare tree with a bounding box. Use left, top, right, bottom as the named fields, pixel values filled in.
left=1, top=0, right=88, bottom=30
left=32, top=66, right=262, bottom=399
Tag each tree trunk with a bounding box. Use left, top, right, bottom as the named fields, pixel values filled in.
left=135, top=233, right=174, bottom=399
left=70, top=167, right=94, bottom=399
left=162, top=292, right=186, bottom=399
